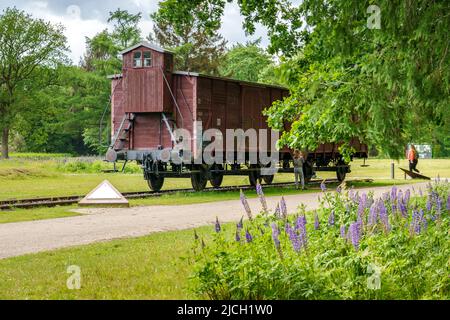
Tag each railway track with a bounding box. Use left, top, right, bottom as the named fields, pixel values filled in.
left=0, top=178, right=372, bottom=210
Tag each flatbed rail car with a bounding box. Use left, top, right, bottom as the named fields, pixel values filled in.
left=106, top=42, right=368, bottom=191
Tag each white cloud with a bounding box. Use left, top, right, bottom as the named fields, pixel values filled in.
left=1, top=0, right=271, bottom=65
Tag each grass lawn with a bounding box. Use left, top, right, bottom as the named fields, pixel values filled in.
left=0, top=224, right=219, bottom=299
left=1, top=157, right=449, bottom=201
left=0, top=206, right=81, bottom=224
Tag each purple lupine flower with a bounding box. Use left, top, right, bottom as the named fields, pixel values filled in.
left=397, top=190, right=403, bottom=203
left=240, top=190, right=252, bottom=220
left=349, top=189, right=355, bottom=201
left=436, top=196, right=442, bottom=215
left=336, top=185, right=342, bottom=194
left=235, top=230, right=241, bottom=242
left=215, top=217, right=221, bottom=233
left=280, top=196, right=287, bottom=219
left=349, top=222, right=360, bottom=250
left=358, top=201, right=364, bottom=218
left=274, top=203, right=281, bottom=219
left=391, top=200, right=397, bottom=215
left=256, top=183, right=268, bottom=212
left=379, top=201, right=390, bottom=232
left=271, top=223, right=280, bottom=250
left=286, top=224, right=301, bottom=252
left=426, top=198, right=432, bottom=212
left=390, top=186, right=397, bottom=201
left=296, top=215, right=308, bottom=249
left=404, top=189, right=411, bottom=204
left=237, top=216, right=243, bottom=231
left=382, top=192, right=389, bottom=201
left=398, top=199, right=408, bottom=218
left=447, top=194, right=450, bottom=211
left=420, top=209, right=428, bottom=231
left=340, top=225, right=346, bottom=239
left=368, top=203, right=378, bottom=226
left=245, top=229, right=253, bottom=243
left=314, top=211, right=320, bottom=230
left=411, top=210, right=422, bottom=235
left=361, top=193, right=368, bottom=208
left=320, top=181, right=327, bottom=192
left=328, top=210, right=335, bottom=226
left=256, top=184, right=267, bottom=210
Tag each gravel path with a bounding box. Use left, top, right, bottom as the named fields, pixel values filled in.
left=0, top=182, right=428, bottom=259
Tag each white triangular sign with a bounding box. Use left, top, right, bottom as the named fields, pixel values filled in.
left=79, top=180, right=129, bottom=207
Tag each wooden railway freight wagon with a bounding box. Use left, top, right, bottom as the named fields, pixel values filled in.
left=106, top=42, right=368, bottom=191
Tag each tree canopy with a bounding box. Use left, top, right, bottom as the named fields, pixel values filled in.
left=0, top=7, right=68, bottom=158
left=219, top=39, right=274, bottom=83
left=149, top=0, right=227, bottom=75
left=152, top=0, right=450, bottom=159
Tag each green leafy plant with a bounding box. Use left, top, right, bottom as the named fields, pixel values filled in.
left=190, top=180, right=450, bottom=299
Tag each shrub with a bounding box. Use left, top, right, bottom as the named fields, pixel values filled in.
left=190, top=180, right=450, bottom=300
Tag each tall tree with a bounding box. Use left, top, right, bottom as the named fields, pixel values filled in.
left=150, top=0, right=450, bottom=159
left=219, top=40, right=274, bottom=83
left=80, top=9, right=144, bottom=154
left=82, top=9, right=142, bottom=76
left=108, top=8, right=142, bottom=49
left=149, top=0, right=227, bottom=75
left=0, top=8, right=67, bottom=159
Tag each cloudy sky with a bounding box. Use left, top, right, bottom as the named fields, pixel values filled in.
left=0, top=0, right=270, bottom=64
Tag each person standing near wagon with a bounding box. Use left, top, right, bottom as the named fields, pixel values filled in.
left=293, top=150, right=306, bottom=190
left=408, top=144, right=420, bottom=173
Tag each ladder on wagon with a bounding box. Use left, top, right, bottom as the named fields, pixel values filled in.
left=110, top=113, right=136, bottom=151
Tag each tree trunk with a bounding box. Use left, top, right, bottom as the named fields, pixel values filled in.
left=1, top=127, right=9, bottom=159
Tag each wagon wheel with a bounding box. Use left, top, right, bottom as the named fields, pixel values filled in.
left=336, top=161, right=348, bottom=182
left=304, top=161, right=314, bottom=183
left=209, top=164, right=224, bottom=188
left=148, top=174, right=164, bottom=192
left=263, top=174, right=274, bottom=185
left=191, top=165, right=208, bottom=191
left=248, top=164, right=262, bottom=187
left=261, top=164, right=275, bottom=184
left=336, top=167, right=347, bottom=182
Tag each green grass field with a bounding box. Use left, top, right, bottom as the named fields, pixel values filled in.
left=0, top=224, right=218, bottom=299
left=1, top=156, right=448, bottom=201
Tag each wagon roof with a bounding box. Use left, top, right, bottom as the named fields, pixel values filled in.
left=106, top=70, right=288, bottom=91
left=118, top=41, right=175, bottom=55
left=172, top=71, right=288, bottom=90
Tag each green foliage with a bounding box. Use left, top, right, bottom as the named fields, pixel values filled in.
left=155, top=0, right=450, bottom=159
left=191, top=181, right=450, bottom=299
left=108, top=8, right=142, bottom=49
left=218, top=40, right=276, bottom=83
left=0, top=7, right=68, bottom=158
left=150, top=0, right=227, bottom=75
left=14, top=65, right=110, bottom=155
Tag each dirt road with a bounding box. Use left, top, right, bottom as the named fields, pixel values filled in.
left=0, top=182, right=428, bottom=259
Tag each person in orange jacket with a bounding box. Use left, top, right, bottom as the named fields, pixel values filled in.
left=408, top=144, right=420, bottom=173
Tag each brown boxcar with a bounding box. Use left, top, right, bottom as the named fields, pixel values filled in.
left=106, top=42, right=368, bottom=191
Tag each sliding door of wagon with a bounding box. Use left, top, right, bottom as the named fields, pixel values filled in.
left=241, top=85, right=263, bottom=154
left=225, top=82, right=241, bottom=161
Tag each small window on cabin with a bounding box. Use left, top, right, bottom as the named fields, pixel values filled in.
left=143, top=51, right=152, bottom=67
left=133, top=51, right=142, bottom=68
